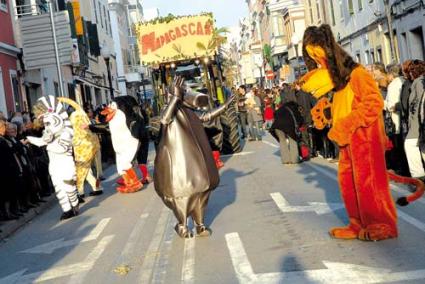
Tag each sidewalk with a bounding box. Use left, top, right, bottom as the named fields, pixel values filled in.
left=0, top=195, right=56, bottom=241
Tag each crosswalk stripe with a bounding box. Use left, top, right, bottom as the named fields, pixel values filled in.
left=151, top=212, right=176, bottom=284
left=138, top=207, right=171, bottom=283
left=181, top=238, right=196, bottom=283
left=66, top=235, right=114, bottom=284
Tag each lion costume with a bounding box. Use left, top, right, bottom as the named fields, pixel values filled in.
left=299, top=25, right=422, bottom=241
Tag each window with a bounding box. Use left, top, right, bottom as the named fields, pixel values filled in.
left=316, top=0, right=321, bottom=20
left=103, top=5, right=108, bottom=33
left=377, top=47, right=383, bottom=63
left=108, top=11, right=112, bottom=35
left=358, top=0, right=363, bottom=10
left=348, top=0, right=354, bottom=14
left=339, top=0, right=344, bottom=21
left=10, top=71, right=22, bottom=112
left=330, top=0, right=336, bottom=25
left=308, top=0, right=313, bottom=23
left=93, top=0, right=98, bottom=23
left=54, top=82, right=59, bottom=97
left=98, top=1, right=103, bottom=28
left=0, top=67, right=7, bottom=116
left=0, top=0, right=8, bottom=12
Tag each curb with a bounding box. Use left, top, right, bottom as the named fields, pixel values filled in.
left=0, top=195, right=57, bottom=241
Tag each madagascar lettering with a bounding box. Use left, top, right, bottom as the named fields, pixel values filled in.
left=141, top=21, right=212, bottom=55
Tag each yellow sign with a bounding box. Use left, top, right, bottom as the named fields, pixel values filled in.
left=71, top=0, right=83, bottom=36
left=136, top=15, right=214, bottom=65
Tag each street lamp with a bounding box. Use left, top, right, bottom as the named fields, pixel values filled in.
left=291, top=34, right=300, bottom=80
left=101, top=46, right=114, bottom=100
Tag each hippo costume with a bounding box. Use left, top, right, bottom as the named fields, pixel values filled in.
left=154, top=77, right=219, bottom=238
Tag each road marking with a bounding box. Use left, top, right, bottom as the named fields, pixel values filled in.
left=261, top=140, right=279, bottom=148
left=114, top=196, right=157, bottom=268
left=225, top=232, right=425, bottom=283
left=271, top=192, right=344, bottom=215
left=181, top=238, right=196, bottom=283
left=21, top=218, right=111, bottom=254
left=306, top=163, right=425, bottom=234
left=151, top=211, right=176, bottom=284
left=222, top=151, right=254, bottom=158
left=0, top=235, right=114, bottom=284
left=138, top=207, right=171, bottom=283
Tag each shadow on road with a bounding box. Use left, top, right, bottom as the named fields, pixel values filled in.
left=205, top=168, right=256, bottom=227
left=296, top=161, right=348, bottom=224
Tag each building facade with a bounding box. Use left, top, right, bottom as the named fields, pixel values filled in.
left=391, top=0, right=425, bottom=62
left=0, top=0, right=21, bottom=116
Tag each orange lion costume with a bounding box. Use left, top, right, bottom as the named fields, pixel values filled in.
left=300, top=25, right=407, bottom=241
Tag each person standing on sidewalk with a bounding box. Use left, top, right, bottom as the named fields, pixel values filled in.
left=246, top=87, right=263, bottom=141
left=405, top=60, right=425, bottom=179
left=236, top=85, right=248, bottom=139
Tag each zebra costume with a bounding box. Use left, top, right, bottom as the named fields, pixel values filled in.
left=27, top=96, right=79, bottom=219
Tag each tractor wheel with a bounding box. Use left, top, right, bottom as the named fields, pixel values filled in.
left=220, top=104, right=242, bottom=154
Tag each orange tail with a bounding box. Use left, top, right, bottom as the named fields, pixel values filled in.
left=388, top=171, right=425, bottom=206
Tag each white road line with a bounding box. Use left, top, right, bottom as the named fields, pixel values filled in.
left=151, top=212, right=176, bottom=284
left=138, top=207, right=171, bottom=283
left=222, top=151, right=254, bottom=158
left=67, top=235, right=115, bottom=284
left=306, top=163, right=425, bottom=234
left=261, top=140, right=279, bottom=148
left=271, top=192, right=344, bottom=215
left=22, top=218, right=111, bottom=254
left=181, top=238, right=196, bottom=283
left=226, top=232, right=425, bottom=283
left=116, top=196, right=157, bottom=266
left=225, top=233, right=256, bottom=283
left=0, top=235, right=114, bottom=284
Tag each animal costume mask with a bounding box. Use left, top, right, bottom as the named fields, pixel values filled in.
left=299, top=25, right=423, bottom=241
left=27, top=96, right=79, bottom=219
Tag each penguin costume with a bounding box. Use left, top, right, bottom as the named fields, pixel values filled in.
left=154, top=77, right=219, bottom=238
left=101, top=96, right=144, bottom=193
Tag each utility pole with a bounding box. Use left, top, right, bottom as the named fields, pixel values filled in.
left=384, top=0, right=398, bottom=63
left=48, top=0, right=65, bottom=97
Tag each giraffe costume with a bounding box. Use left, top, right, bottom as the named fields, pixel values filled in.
left=58, top=97, right=102, bottom=197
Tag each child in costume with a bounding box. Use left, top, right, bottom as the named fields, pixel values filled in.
left=58, top=98, right=103, bottom=201
left=154, top=77, right=220, bottom=238
left=299, top=25, right=422, bottom=241
left=27, top=96, right=79, bottom=220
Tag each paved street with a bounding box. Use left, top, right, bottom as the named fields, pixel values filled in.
left=1, top=134, right=425, bottom=284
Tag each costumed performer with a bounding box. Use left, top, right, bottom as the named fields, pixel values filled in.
left=301, top=25, right=397, bottom=241
left=301, top=25, right=424, bottom=241
left=154, top=77, right=220, bottom=238
left=58, top=97, right=103, bottom=201
left=26, top=96, right=79, bottom=220
left=101, top=96, right=143, bottom=193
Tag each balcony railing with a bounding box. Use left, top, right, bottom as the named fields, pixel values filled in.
left=15, top=1, right=50, bottom=17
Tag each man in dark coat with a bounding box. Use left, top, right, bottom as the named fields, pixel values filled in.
left=269, top=101, right=304, bottom=164
left=154, top=77, right=220, bottom=238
